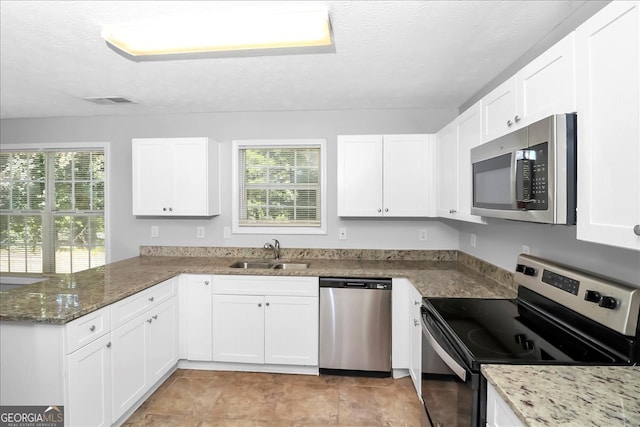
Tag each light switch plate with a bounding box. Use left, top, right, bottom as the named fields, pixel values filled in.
left=338, top=227, right=347, bottom=240
left=151, top=225, right=159, bottom=238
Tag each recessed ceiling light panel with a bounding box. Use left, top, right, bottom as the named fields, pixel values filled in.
left=101, top=8, right=333, bottom=59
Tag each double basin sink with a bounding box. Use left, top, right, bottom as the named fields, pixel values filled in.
left=229, top=260, right=309, bottom=270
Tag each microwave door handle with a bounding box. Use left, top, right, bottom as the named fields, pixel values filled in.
left=510, top=151, right=518, bottom=209
left=422, top=320, right=467, bottom=382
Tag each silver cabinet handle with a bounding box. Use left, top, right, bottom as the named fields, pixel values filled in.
left=258, top=303, right=262, bottom=307
left=384, top=208, right=389, bottom=212
left=169, top=207, right=173, bottom=212
left=204, top=281, right=209, bottom=285
left=153, top=315, right=158, bottom=320
left=514, top=115, right=521, bottom=123
left=147, top=318, right=152, bottom=323
left=162, top=207, right=167, bottom=211
left=414, top=300, right=420, bottom=305
left=148, top=296, right=154, bottom=302
left=89, top=325, right=96, bottom=332
left=377, top=208, right=382, bottom=213
left=449, top=209, right=457, bottom=214
left=507, top=119, right=513, bottom=127
left=106, top=342, right=112, bottom=348
left=414, top=319, right=419, bottom=327
left=634, top=225, right=640, bottom=236
left=266, top=302, right=270, bottom=307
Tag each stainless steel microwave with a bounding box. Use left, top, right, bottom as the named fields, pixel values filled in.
left=470, top=113, right=577, bottom=224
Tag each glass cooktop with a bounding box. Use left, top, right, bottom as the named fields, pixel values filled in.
left=424, top=298, right=618, bottom=367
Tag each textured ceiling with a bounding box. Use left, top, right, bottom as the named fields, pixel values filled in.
left=0, top=1, right=600, bottom=119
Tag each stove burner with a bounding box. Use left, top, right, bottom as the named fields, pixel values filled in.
left=438, top=301, right=490, bottom=317
left=467, top=328, right=536, bottom=358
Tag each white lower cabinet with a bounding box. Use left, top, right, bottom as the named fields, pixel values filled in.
left=486, top=382, right=525, bottom=427
left=111, top=279, right=178, bottom=422
left=67, top=333, right=113, bottom=427
left=390, top=278, right=422, bottom=397
left=181, top=274, right=213, bottom=361
left=212, top=275, right=319, bottom=367
left=408, top=284, right=422, bottom=396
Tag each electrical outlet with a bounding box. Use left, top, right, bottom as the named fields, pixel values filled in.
left=470, top=232, right=477, bottom=248
left=196, top=227, right=205, bottom=239
left=419, top=228, right=428, bottom=241
left=338, top=227, right=347, bottom=240
left=522, top=244, right=531, bottom=255
left=151, top=225, right=159, bottom=238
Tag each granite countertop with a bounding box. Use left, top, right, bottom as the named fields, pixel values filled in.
left=482, top=364, right=640, bottom=426
left=0, top=251, right=516, bottom=324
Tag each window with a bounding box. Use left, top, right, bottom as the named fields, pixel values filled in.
left=0, top=146, right=107, bottom=274
left=232, top=139, right=326, bottom=234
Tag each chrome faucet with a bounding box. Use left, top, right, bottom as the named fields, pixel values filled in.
left=263, top=239, right=281, bottom=260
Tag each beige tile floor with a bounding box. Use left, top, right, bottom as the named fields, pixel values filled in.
left=123, top=369, right=424, bottom=426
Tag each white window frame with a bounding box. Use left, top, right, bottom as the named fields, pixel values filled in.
left=1, top=142, right=111, bottom=271
left=232, top=139, right=327, bottom=235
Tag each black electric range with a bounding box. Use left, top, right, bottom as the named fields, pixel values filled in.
left=420, top=254, right=640, bottom=427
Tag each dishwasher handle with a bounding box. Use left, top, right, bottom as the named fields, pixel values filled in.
left=344, top=282, right=368, bottom=287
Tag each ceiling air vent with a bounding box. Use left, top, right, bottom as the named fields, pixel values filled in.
left=83, top=96, right=137, bottom=105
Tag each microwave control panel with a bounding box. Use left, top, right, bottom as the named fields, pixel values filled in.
left=516, top=142, right=548, bottom=210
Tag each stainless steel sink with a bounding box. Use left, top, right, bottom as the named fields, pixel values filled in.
left=272, top=262, right=308, bottom=270
left=229, top=261, right=309, bottom=270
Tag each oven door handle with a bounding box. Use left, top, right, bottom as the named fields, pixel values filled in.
left=422, top=319, right=467, bottom=382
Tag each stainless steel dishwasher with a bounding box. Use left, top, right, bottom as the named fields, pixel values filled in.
left=319, top=277, right=392, bottom=375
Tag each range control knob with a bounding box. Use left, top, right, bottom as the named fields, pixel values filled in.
left=598, top=296, right=618, bottom=309
left=584, top=290, right=602, bottom=303
left=524, top=267, right=536, bottom=276
left=516, top=264, right=526, bottom=273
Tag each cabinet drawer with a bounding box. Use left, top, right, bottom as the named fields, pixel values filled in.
left=111, top=278, right=177, bottom=329
left=65, top=306, right=111, bottom=354
left=213, top=275, right=318, bottom=297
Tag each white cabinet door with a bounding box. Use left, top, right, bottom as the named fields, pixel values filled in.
left=132, top=139, right=172, bottom=215
left=486, top=382, right=525, bottom=427
left=437, top=105, right=486, bottom=224
left=337, top=135, right=384, bottom=216
left=338, top=134, right=435, bottom=217
left=576, top=0, right=640, bottom=251
left=132, top=137, right=220, bottom=216
left=436, top=122, right=458, bottom=219
left=264, top=296, right=318, bottom=366
left=383, top=134, right=435, bottom=217
left=147, top=298, right=178, bottom=384
left=517, top=33, right=576, bottom=127
left=212, top=294, right=265, bottom=364
left=483, top=76, right=518, bottom=142
left=184, top=275, right=213, bottom=361
left=456, top=101, right=486, bottom=223
left=391, top=279, right=410, bottom=371
left=111, top=313, right=147, bottom=421
left=408, top=285, right=422, bottom=396
left=483, top=32, right=575, bottom=143
left=66, top=333, right=112, bottom=427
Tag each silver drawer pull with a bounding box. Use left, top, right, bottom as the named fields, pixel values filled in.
left=147, top=318, right=153, bottom=323
left=89, top=325, right=96, bottom=332
left=148, top=296, right=154, bottom=302
left=153, top=315, right=158, bottom=320
left=106, top=342, right=112, bottom=348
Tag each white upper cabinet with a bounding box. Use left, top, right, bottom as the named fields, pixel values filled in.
left=437, top=101, right=486, bottom=223
left=575, top=1, right=640, bottom=251
left=132, top=137, right=220, bottom=216
left=483, top=33, right=576, bottom=142
left=338, top=134, right=436, bottom=217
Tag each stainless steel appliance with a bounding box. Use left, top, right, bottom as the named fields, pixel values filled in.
left=421, top=254, right=639, bottom=427
left=470, top=113, right=577, bottom=224
left=319, top=277, right=392, bottom=374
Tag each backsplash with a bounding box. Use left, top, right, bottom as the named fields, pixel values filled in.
left=458, top=251, right=517, bottom=292
left=139, top=246, right=457, bottom=261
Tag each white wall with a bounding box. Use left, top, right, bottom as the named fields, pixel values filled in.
left=0, top=108, right=460, bottom=262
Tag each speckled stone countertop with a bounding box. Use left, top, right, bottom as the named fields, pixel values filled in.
left=0, top=247, right=516, bottom=324
left=482, top=365, right=640, bottom=426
